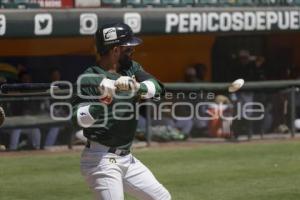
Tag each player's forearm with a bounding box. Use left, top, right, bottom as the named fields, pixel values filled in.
left=138, top=78, right=162, bottom=99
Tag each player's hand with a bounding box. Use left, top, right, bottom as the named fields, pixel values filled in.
left=115, top=76, right=140, bottom=91
left=0, top=106, right=5, bottom=127
left=99, top=78, right=116, bottom=97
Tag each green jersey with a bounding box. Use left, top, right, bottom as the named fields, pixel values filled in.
left=71, top=61, right=163, bottom=150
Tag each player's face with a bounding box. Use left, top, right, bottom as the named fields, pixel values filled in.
left=118, top=46, right=135, bottom=69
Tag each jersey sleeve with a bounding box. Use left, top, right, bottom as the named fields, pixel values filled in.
left=71, top=68, right=107, bottom=128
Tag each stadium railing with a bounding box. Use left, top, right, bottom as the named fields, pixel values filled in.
left=153, top=81, right=300, bottom=143
left=0, top=80, right=299, bottom=148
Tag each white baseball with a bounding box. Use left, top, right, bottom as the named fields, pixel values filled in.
left=228, top=79, right=245, bottom=93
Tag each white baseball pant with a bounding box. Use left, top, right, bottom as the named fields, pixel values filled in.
left=80, top=142, right=171, bottom=200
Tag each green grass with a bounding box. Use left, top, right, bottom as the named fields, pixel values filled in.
left=1, top=141, right=300, bottom=200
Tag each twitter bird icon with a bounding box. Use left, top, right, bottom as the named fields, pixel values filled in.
left=34, top=14, right=52, bottom=35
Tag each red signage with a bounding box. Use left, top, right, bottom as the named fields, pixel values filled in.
left=31, top=0, right=74, bottom=8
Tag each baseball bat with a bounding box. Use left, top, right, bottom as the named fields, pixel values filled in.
left=0, top=83, right=100, bottom=94
left=0, top=81, right=137, bottom=94
left=1, top=83, right=52, bottom=93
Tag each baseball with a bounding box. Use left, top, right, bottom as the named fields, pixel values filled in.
left=228, top=79, right=245, bottom=93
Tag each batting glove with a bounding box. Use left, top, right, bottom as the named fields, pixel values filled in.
left=115, top=76, right=140, bottom=91
left=99, top=78, right=116, bottom=97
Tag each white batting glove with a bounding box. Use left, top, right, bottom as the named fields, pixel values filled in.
left=99, top=78, right=116, bottom=97
left=115, top=76, right=140, bottom=91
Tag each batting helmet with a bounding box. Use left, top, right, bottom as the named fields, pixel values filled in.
left=95, top=23, right=142, bottom=55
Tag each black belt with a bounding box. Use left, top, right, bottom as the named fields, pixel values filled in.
left=86, top=141, right=130, bottom=156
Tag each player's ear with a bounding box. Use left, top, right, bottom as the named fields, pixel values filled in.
left=112, top=46, right=120, bottom=56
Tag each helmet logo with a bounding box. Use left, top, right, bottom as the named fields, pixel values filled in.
left=103, top=28, right=117, bottom=41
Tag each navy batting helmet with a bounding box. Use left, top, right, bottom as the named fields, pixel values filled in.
left=95, top=23, right=142, bottom=55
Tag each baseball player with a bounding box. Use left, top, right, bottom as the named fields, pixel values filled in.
left=71, top=23, right=171, bottom=200
left=0, top=106, right=5, bottom=150
left=0, top=106, right=5, bottom=127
